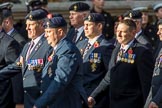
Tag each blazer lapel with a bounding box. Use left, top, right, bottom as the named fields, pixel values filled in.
left=83, top=35, right=103, bottom=60
left=28, top=36, right=45, bottom=59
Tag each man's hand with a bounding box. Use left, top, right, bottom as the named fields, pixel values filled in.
left=149, top=101, right=159, bottom=108
left=33, top=105, right=37, bottom=108
left=88, top=96, right=96, bottom=108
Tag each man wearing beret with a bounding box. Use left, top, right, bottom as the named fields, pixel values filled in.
left=0, top=2, right=27, bottom=107
left=88, top=19, right=154, bottom=108
left=0, top=2, right=27, bottom=48
left=123, top=10, right=152, bottom=51
left=133, top=6, right=158, bottom=50
left=90, top=0, right=114, bottom=40
left=67, top=2, right=90, bottom=49
left=0, top=8, right=52, bottom=108
left=0, top=9, right=21, bottom=108
left=32, top=16, right=87, bottom=108
left=77, top=13, right=115, bottom=108
left=146, top=19, right=162, bottom=108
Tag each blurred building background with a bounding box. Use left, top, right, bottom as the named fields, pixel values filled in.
left=2, top=0, right=162, bottom=25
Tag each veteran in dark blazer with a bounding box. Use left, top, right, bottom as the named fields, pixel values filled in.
left=147, top=19, right=162, bottom=108
left=0, top=9, right=52, bottom=108
left=123, top=10, right=152, bottom=51
left=0, top=3, right=27, bottom=105
left=33, top=15, right=87, bottom=108
left=0, top=15, right=20, bottom=108
left=88, top=19, right=154, bottom=108
left=78, top=13, right=114, bottom=108
left=0, top=2, right=27, bottom=48
left=67, top=2, right=90, bottom=48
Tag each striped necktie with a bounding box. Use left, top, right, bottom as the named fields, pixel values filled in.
left=26, top=41, right=34, bottom=60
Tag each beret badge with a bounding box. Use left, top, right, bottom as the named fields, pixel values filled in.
left=29, top=14, right=33, bottom=20
left=129, top=13, right=132, bottom=18
left=88, top=15, right=91, bottom=21
left=74, top=5, right=77, bottom=11
left=47, top=21, right=50, bottom=28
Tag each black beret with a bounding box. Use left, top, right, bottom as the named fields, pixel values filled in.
left=153, top=3, right=162, bottom=12
left=0, top=2, right=13, bottom=19
left=44, top=17, right=67, bottom=28
left=27, top=0, right=48, bottom=7
left=123, top=10, right=142, bottom=19
left=69, top=2, right=90, bottom=12
left=25, top=8, right=48, bottom=21
left=84, top=13, right=105, bottom=23
left=157, top=19, right=162, bottom=25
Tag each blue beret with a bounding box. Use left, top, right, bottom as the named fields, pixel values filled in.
left=0, top=2, right=13, bottom=19
left=123, top=10, right=142, bottom=19
left=25, top=8, right=48, bottom=21
left=44, top=17, right=67, bottom=28
left=69, top=2, right=90, bottom=12
left=153, top=3, right=162, bottom=12
left=84, top=13, right=105, bottom=23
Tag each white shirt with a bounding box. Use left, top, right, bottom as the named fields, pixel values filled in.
left=88, top=35, right=101, bottom=47
left=120, top=39, right=135, bottom=53
left=7, top=28, right=14, bottom=36
left=30, top=33, right=44, bottom=52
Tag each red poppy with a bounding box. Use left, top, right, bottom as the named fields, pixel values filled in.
left=128, top=48, right=133, bottom=54
left=94, top=41, right=99, bottom=48
left=48, top=56, right=52, bottom=62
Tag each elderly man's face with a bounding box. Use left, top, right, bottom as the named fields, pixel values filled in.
left=26, top=19, right=42, bottom=39
left=69, top=11, right=85, bottom=28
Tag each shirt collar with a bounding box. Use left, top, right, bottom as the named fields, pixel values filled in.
left=7, top=28, right=14, bottom=36
left=120, top=39, right=134, bottom=53
left=135, top=29, right=142, bottom=38
left=88, top=34, right=101, bottom=46
left=31, top=33, right=44, bottom=45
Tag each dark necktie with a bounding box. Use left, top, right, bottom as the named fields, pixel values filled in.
left=83, top=42, right=91, bottom=58
left=26, top=41, right=34, bottom=60
left=72, top=29, right=78, bottom=43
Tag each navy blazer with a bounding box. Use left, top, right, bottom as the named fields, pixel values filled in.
left=66, top=26, right=87, bottom=49
left=9, top=28, right=27, bottom=104
left=78, top=35, right=115, bottom=95
left=91, top=39, right=154, bottom=108
left=0, top=35, right=52, bottom=108
left=0, top=31, right=20, bottom=108
left=34, top=38, right=87, bottom=108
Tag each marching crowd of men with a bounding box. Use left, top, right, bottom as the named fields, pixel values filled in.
left=0, top=0, right=162, bottom=108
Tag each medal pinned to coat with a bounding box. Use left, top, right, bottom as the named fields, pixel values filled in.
left=116, top=48, right=136, bottom=64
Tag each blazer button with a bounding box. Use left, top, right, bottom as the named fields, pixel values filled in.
left=24, top=90, right=27, bottom=93
left=40, top=80, right=43, bottom=83
left=23, top=77, right=25, bottom=80
left=40, top=90, right=43, bottom=94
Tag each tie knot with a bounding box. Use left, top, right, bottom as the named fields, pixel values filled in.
left=75, top=29, right=78, bottom=33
